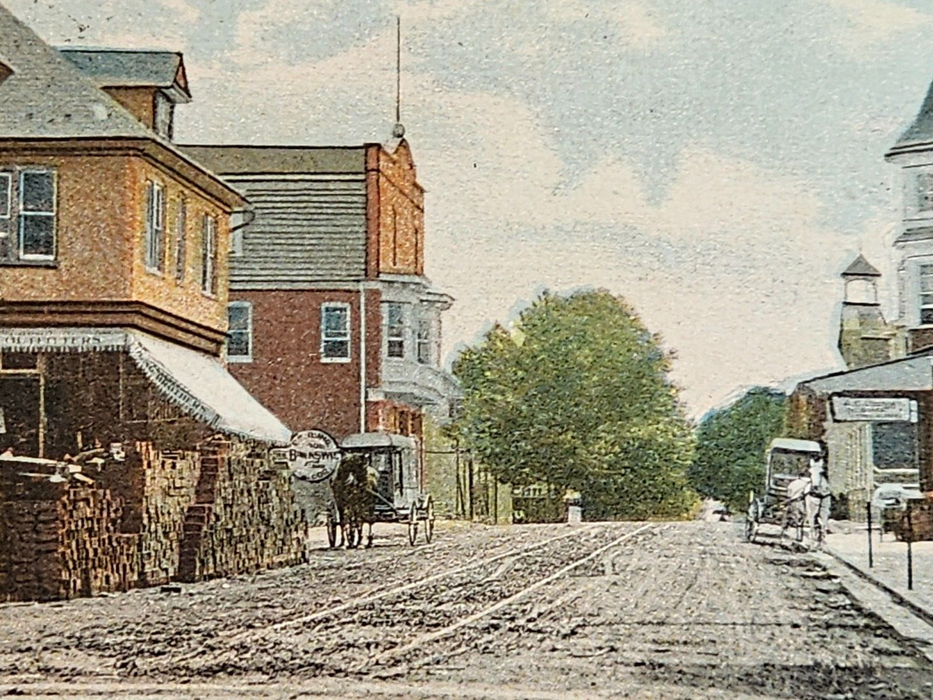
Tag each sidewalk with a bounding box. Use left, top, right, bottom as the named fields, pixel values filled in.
left=826, top=526, right=933, bottom=625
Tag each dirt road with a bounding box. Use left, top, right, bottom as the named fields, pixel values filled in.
left=1, top=521, right=931, bottom=699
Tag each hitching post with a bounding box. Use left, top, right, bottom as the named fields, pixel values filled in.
left=866, top=500, right=873, bottom=568
left=906, top=502, right=914, bottom=591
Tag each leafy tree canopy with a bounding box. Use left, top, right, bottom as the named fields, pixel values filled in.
left=449, top=289, right=696, bottom=520
left=687, top=387, right=787, bottom=511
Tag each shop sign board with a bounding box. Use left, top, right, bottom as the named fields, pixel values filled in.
left=831, top=397, right=917, bottom=423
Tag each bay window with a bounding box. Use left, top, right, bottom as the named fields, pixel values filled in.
left=386, top=302, right=405, bottom=359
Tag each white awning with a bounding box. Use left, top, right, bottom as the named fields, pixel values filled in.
left=0, top=327, right=292, bottom=445
left=801, top=355, right=933, bottom=395
left=769, top=438, right=822, bottom=453
left=341, top=432, right=417, bottom=450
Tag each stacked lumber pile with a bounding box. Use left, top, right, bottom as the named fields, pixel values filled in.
left=138, top=444, right=200, bottom=585
left=177, top=437, right=309, bottom=582
left=0, top=466, right=138, bottom=602
left=894, top=499, right=933, bottom=541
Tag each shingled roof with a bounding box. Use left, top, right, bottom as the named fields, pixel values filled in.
left=0, top=4, right=153, bottom=140
left=888, top=79, right=933, bottom=155
left=842, top=254, right=881, bottom=278
left=58, top=48, right=191, bottom=103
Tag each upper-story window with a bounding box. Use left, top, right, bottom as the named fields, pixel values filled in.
left=386, top=302, right=405, bottom=359
left=0, top=169, right=57, bottom=263
left=201, top=215, right=217, bottom=296
left=417, top=317, right=432, bottom=365
left=174, top=198, right=187, bottom=283
left=144, top=181, right=165, bottom=272
left=920, top=263, right=933, bottom=325
left=917, top=171, right=933, bottom=215
left=321, top=303, right=351, bottom=362
left=154, top=92, right=174, bottom=140
left=226, top=301, right=253, bottom=362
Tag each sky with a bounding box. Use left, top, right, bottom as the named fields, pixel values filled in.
left=8, top=0, right=933, bottom=418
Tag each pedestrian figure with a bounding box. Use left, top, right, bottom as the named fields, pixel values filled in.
left=781, top=470, right=809, bottom=543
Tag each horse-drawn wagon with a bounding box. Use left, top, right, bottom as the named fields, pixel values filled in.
left=336, top=433, right=435, bottom=547
left=744, top=438, right=831, bottom=548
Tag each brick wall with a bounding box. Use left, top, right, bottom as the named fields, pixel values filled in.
left=228, top=288, right=382, bottom=438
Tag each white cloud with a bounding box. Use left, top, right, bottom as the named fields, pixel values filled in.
left=159, top=0, right=201, bottom=25
left=545, top=0, right=669, bottom=49
left=822, top=0, right=933, bottom=53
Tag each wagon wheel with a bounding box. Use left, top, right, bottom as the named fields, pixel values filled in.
left=423, top=496, right=435, bottom=544
left=408, top=504, right=419, bottom=546
left=326, top=509, right=339, bottom=550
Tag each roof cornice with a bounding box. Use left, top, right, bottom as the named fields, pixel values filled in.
left=0, top=137, right=246, bottom=210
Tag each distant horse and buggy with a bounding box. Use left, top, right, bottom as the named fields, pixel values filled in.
left=744, top=438, right=832, bottom=550
left=281, top=431, right=436, bottom=550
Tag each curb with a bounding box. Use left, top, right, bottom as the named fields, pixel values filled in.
left=824, top=547, right=933, bottom=630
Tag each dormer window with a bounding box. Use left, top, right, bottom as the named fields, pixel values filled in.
left=154, top=92, right=174, bottom=140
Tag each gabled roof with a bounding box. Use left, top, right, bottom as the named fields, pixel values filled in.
left=0, top=4, right=152, bottom=140
left=842, top=254, right=881, bottom=278
left=58, top=48, right=191, bottom=103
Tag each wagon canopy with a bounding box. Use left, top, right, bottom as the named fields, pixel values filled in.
left=340, top=433, right=417, bottom=450
left=768, top=438, right=823, bottom=454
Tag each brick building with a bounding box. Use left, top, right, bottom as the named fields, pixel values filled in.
left=0, top=6, right=307, bottom=600
left=180, top=139, right=460, bottom=443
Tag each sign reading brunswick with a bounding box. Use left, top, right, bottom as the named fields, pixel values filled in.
left=279, top=430, right=341, bottom=483
left=831, top=397, right=918, bottom=423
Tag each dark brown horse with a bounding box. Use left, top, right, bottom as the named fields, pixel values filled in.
left=331, top=454, right=377, bottom=548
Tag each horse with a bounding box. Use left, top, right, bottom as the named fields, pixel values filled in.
left=803, top=457, right=832, bottom=550
left=780, top=475, right=809, bottom=543
left=331, top=454, right=378, bottom=549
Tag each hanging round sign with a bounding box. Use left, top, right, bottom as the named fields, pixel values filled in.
left=285, top=430, right=341, bottom=483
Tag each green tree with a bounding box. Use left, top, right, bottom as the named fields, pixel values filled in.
left=449, top=289, right=696, bottom=520
left=687, top=387, right=787, bottom=511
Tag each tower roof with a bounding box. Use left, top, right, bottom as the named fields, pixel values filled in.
left=842, top=254, right=881, bottom=278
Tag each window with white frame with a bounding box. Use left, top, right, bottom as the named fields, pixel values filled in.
left=0, top=169, right=57, bottom=262
left=920, top=263, right=933, bottom=325
left=18, top=170, right=56, bottom=260
left=386, top=302, right=405, bottom=359
left=201, top=214, right=217, bottom=295
left=417, top=316, right=431, bottom=365
left=174, top=198, right=187, bottom=282
left=144, top=181, right=165, bottom=272
left=226, top=301, right=252, bottom=361
left=0, top=173, right=10, bottom=259
left=321, top=303, right=351, bottom=361
left=154, top=92, right=174, bottom=140
left=918, top=171, right=933, bottom=214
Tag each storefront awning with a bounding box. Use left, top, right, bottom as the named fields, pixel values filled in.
left=0, top=327, right=291, bottom=445
left=801, top=354, right=933, bottom=395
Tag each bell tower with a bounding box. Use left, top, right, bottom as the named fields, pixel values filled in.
left=838, top=254, right=901, bottom=369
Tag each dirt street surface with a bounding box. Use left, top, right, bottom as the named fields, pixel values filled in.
left=1, top=521, right=932, bottom=699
